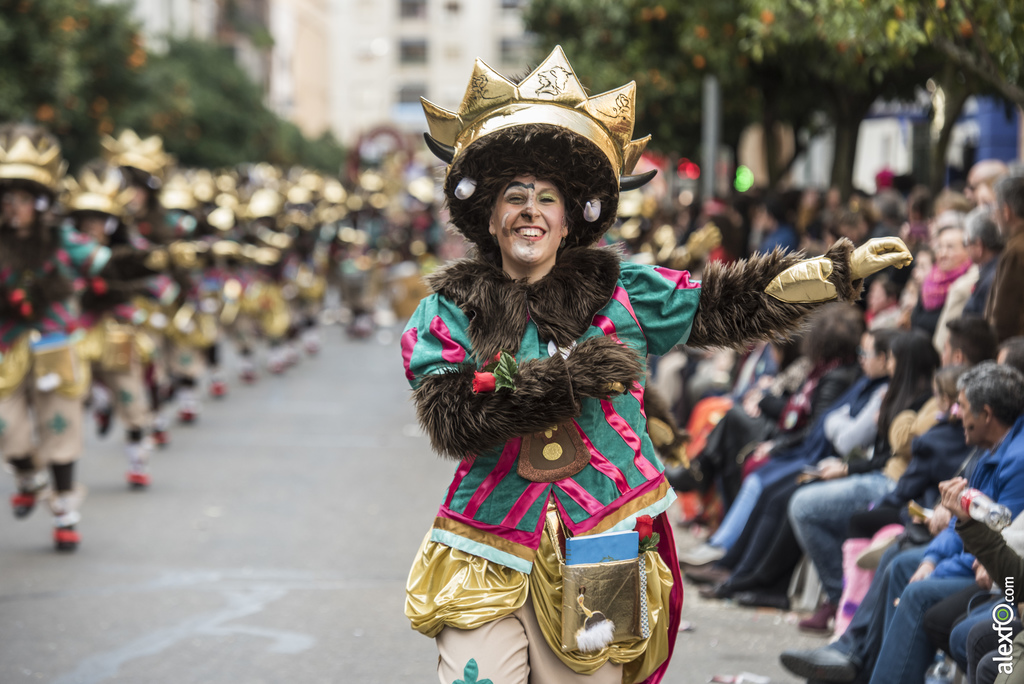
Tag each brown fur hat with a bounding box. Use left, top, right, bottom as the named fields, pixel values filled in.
left=444, top=123, right=620, bottom=264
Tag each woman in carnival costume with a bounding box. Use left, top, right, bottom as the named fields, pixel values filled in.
left=402, top=47, right=914, bottom=683
left=65, top=161, right=163, bottom=488
left=0, top=124, right=139, bottom=551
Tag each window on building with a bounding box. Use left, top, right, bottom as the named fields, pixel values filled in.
left=500, top=0, right=524, bottom=12
left=400, top=0, right=427, bottom=19
left=400, top=39, right=428, bottom=64
left=445, top=1, right=461, bottom=14
left=500, top=37, right=527, bottom=66
left=398, top=84, right=428, bottom=104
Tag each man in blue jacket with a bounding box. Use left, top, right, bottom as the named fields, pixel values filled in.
left=781, top=362, right=1024, bottom=683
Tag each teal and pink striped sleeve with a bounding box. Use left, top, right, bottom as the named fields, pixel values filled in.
left=59, top=223, right=111, bottom=277
left=618, top=261, right=702, bottom=356
left=401, top=293, right=474, bottom=389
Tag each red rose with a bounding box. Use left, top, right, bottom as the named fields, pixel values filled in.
left=92, top=277, right=108, bottom=295
left=9, top=288, right=25, bottom=304
left=472, top=372, right=496, bottom=393
left=19, top=301, right=33, bottom=318
left=634, top=515, right=654, bottom=541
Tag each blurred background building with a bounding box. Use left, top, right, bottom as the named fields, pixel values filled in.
left=113, top=0, right=532, bottom=146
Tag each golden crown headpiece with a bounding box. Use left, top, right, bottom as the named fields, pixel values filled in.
left=101, top=129, right=172, bottom=179
left=64, top=166, right=135, bottom=218
left=0, top=131, right=67, bottom=193
left=245, top=187, right=284, bottom=220
left=160, top=171, right=198, bottom=211
left=191, top=169, right=217, bottom=204
left=422, top=46, right=653, bottom=189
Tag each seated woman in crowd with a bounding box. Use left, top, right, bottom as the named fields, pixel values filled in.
left=847, top=364, right=972, bottom=542
left=788, top=329, right=940, bottom=630
left=911, top=220, right=972, bottom=338
left=865, top=276, right=902, bottom=331
left=687, top=325, right=897, bottom=604
left=678, top=303, right=864, bottom=567
left=697, top=330, right=938, bottom=615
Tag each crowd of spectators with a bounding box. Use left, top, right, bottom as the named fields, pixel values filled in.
left=660, top=163, right=1024, bottom=684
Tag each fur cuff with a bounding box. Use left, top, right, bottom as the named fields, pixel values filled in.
left=687, top=239, right=861, bottom=350
left=413, top=355, right=579, bottom=460
left=565, top=336, right=645, bottom=399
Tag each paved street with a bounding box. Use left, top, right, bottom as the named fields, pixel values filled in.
left=1, top=324, right=824, bottom=684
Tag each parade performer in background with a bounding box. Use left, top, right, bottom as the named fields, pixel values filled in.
left=65, top=162, right=161, bottom=488
left=0, top=124, right=137, bottom=550
left=101, top=129, right=176, bottom=443
left=402, top=47, right=913, bottom=684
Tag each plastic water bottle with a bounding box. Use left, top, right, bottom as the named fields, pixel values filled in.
left=924, top=654, right=955, bottom=684
left=961, top=487, right=1013, bottom=531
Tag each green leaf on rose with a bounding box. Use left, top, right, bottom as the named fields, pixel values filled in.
left=493, top=351, right=519, bottom=391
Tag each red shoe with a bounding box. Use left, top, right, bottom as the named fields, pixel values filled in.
left=152, top=429, right=171, bottom=447
left=11, top=492, right=37, bottom=519
left=54, top=526, right=80, bottom=552
left=798, top=600, right=837, bottom=635
left=210, top=380, right=227, bottom=398
left=240, top=369, right=258, bottom=384
left=127, top=471, right=150, bottom=488
left=178, top=409, right=198, bottom=424
left=268, top=360, right=286, bottom=375
left=95, top=406, right=113, bottom=436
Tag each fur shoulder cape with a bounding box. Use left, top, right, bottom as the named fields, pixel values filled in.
left=425, top=246, right=621, bottom=363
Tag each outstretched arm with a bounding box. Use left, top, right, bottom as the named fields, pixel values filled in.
left=687, top=237, right=911, bottom=349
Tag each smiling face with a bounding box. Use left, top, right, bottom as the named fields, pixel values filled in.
left=488, top=175, right=568, bottom=280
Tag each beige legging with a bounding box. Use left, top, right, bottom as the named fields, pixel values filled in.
left=436, top=598, right=622, bottom=684
left=0, top=375, right=83, bottom=466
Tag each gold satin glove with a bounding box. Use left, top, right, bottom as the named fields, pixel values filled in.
left=143, top=249, right=169, bottom=272
left=849, top=237, right=913, bottom=280
left=764, top=256, right=837, bottom=303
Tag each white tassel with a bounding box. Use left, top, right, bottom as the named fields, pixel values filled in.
left=454, top=177, right=477, bottom=200
left=584, top=199, right=601, bottom=222
left=576, top=617, right=616, bottom=653
left=104, top=216, right=119, bottom=235
left=34, top=196, right=50, bottom=212
left=36, top=372, right=61, bottom=393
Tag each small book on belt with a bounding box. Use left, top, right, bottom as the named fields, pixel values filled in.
left=565, top=530, right=639, bottom=566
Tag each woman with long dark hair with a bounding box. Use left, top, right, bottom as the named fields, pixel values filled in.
left=788, top=329, right=940, bottom=631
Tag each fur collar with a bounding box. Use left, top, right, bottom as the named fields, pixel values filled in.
left=426, top=246, right=621, bottom=363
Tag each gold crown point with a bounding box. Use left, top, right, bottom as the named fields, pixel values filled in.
left=583, top=82, right=637, bottom=149
left=517, top=45, right=588, bottom=106
left=421, top=98, right=462, bottom=147
left=456, top=59, right=517, bottom=121
left=622, top=136, right=651, bottom=176
left=421, top=45, right=650, bottom=179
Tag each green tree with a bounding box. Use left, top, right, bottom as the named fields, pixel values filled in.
left=0, top=2, right=344, bottom=173
left=121, top=40, right=345, bottom=172
left=750, top=0, right=1020, bottom=190
left=0, top=0, right=148, bottom=167
left=523, top=0, right=756, bottom=165
left=525, top=0, right=935, bottom=196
